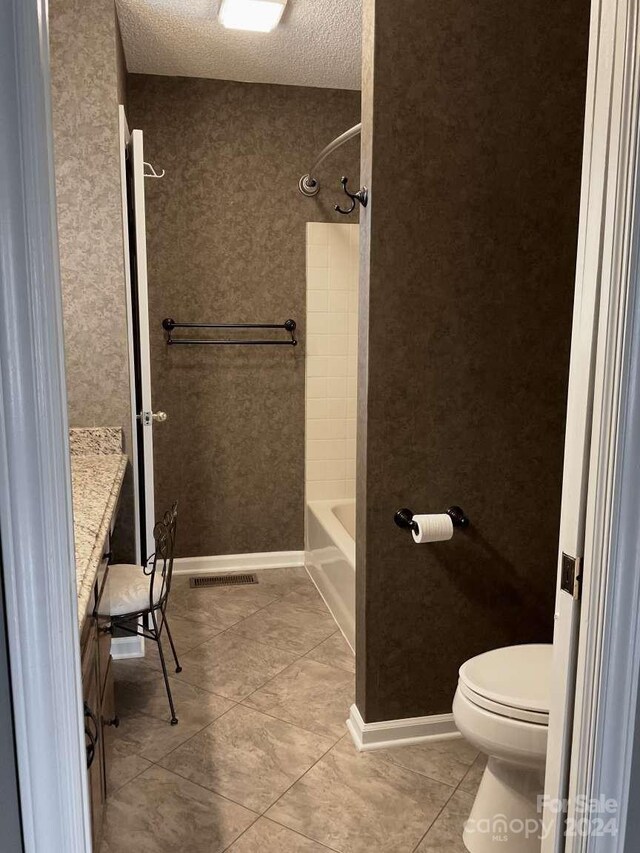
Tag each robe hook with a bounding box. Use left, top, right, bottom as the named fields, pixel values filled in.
left=143, top=161, right=165, bottom=179
left=335, top=176, right=368, bottom=215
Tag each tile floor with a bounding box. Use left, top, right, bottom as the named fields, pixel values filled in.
left=101, top=567, right=482, bottom=853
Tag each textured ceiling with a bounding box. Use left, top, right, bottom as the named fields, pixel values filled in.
left=116, top=0, right=362, bottom=90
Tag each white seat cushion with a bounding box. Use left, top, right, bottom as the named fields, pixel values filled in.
left=97, top=563, right=163, bottom=617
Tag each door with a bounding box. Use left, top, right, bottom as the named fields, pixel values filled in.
left=129, top=129, right=157, bottom=562
left=118, top=107, right=158, bottom=564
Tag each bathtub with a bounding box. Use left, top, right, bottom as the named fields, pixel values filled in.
left=305, top=499, right=355, bottom=650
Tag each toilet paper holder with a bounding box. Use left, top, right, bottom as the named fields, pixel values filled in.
left=394, top=506, right=470, bottom=534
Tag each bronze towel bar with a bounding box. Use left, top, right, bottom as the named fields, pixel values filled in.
left=161, top=318, right=297, bottom=347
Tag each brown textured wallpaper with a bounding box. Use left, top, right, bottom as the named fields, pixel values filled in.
left=127, top=75, right=360, bottom=557
left=49, top=0, right=135, bottom=560
left=356, top=0, right=590, bottom=721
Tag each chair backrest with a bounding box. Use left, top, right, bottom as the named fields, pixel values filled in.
left=148, top=502, right=178, bottom=612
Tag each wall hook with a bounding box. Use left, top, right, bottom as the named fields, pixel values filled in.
left=143, top=161, right=165, bottom=179
left=335, top=176, right=368, bottom=215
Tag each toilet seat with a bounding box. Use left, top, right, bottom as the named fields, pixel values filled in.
left=458, top=681, right=549, bottom=725
left=458, top=644, right=552, bottom=725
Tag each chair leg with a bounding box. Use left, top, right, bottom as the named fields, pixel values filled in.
left=151, top=610, right=179, bottom=725
left=162, top=613, right=182, bottom=673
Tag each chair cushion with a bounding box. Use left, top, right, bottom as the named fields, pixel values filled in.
left=97, top=563, right=163, bottom=617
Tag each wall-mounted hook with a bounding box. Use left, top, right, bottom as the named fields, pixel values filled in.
left=143, top=161, right=165, bottom=179
left=335, top=176, right=368, bottom=215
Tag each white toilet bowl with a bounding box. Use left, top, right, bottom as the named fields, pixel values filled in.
left=452, top=644, right=552, bottom=853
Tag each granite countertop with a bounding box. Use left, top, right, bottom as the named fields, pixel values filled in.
left=70, top=428, right=127, bottom=627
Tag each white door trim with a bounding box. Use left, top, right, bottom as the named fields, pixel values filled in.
left=564, top=0, right=640, bottom=849
left=543, top=0, right=640, bottom=850
left=542, top=0, right=616, bottom=841
left=0, top=1, right=89, bottom=850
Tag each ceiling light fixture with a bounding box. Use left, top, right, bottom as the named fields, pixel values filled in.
left=219, top=0, right=288, bottom=32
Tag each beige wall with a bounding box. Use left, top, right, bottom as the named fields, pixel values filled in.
left=356, top=0, right=591, bottom=721
left=127, top=75, right=361, bottom=558
left=49, top=0, right=134, bottom=559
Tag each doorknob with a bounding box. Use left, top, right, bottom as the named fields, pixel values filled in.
left=138, top=410, right=168, bottom=425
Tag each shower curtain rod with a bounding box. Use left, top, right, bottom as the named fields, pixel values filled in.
left=299, top=122, right=362, bottom=197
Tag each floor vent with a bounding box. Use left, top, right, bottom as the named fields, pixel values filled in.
left=189, top=573, right=258, bottom=588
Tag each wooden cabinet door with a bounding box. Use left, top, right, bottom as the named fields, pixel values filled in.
left=82, top=622, right=104, bottom=850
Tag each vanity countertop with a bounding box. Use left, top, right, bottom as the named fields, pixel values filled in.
left=70, top=428, right=127, bottom=627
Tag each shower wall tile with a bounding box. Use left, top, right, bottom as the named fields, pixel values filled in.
left=305, top=223, right=359, bottom=502
left=127, top=76, right=360, bottom=557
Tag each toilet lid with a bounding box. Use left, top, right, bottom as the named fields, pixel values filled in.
left=459, top=644, right=552, bottom=715
left=458, top=681, right=549, bottom=725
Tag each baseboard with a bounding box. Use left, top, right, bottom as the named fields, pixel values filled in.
left=172, top=550, right=305, bottom=576
left=346, top=703, right=460, bottom=751
left=111, top=635, right=145, bottom=660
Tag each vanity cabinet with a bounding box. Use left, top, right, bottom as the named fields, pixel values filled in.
left=69, top=429, right=127, bottom=846
left=81, top=555, right=115, bottom=849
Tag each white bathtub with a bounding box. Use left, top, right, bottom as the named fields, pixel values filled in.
left=305, top=499, right=356, bottom=650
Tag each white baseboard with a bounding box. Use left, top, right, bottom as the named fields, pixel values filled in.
left=111, top=635, right=145, bottom=660
left=346, top=703, right=460, bottom=751
left=172, top=550, right=304, bottom=576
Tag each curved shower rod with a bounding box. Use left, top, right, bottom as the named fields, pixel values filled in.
left=299, top=122, right=362, bottom=198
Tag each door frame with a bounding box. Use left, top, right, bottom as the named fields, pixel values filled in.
left=0, top=0, right=90, bottom=850
left=562, top=0, right=640, bottom=848
left=543, top=0, right=640, bottom=849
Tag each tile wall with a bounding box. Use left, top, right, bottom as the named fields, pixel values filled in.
left=305, top=223, right=359, bottom=502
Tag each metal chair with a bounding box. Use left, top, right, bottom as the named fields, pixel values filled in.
left=98, top=503, right=182, bottom=724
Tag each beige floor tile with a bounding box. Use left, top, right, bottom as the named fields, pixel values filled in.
left=376, top=736, right=479, bottom=787
left=106, top=739, right=152, bottom=795
left=228, top=599, right=337, bottom=655
left=266, top=736, right=454, bottom=853
left=115, top=664, right=233, bottom=726
left=160, top=611, right=226, bottom=651
left=111, top=657, right=159, bottom=684
left=110, top=710, right=209, bottom=762
left=415, top=790, right=475, bottom=852
left=101, top=765, right=256, bottom=853
left=169, top=582, right=279, bottom=628
left=458, top=753, right=487, bottom=796
left=159, top=704, right=335, bottom=813
left=280, top=584, right=328, bottom=613
left=305, top=632, right=355, bottom=674
left=171, top=631, right=298, bottom=701
left=244, top=658, right=353, bottom=739
left=141, top=638, right=185, bottom=673
left=226, top=817, right=333, bottom=852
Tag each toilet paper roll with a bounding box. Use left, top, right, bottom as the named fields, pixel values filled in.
left=411, top=513, right=454, bottom=544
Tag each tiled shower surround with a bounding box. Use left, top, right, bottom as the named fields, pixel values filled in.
left=305, top=223, right=359, bottom=501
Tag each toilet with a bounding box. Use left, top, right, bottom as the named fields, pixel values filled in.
left=452, top=644, right=552, bottom=853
